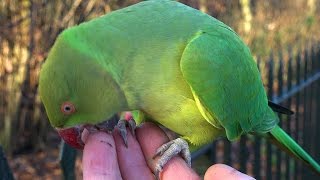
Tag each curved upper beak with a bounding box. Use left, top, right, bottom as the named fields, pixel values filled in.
left=55, top=113, right=122, bottom=150
left=56, top=126, right=84, bottom=150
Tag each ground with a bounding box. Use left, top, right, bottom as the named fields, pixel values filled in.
left=7, top=132, right=83, bottom=180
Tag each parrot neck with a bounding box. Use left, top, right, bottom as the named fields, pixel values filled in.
left=101, top=69, right=131, bottom=117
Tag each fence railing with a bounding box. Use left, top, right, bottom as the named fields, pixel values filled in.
left=0, top=146, right=14, bottom=180
left=1, top=44, right=319, bottom=179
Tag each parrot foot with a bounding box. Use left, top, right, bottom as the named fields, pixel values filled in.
left=153, top=138, right=191, bottom=179
left=116, top=117, right=136, bottom=147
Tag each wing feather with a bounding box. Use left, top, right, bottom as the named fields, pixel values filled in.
left=180, top=27, right=278, bottom=140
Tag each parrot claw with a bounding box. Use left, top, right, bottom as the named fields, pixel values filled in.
left=153, top=138, right=191, bottom=179
left=116, top=117, right=136, bottom=147
left=127, top=118, right=136, bottom=137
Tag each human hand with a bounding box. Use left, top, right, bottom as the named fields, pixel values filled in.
left=82, top=122, right=254, bottom=180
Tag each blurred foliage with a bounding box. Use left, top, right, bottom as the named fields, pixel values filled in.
left=0, top=0, right=319, bottom=155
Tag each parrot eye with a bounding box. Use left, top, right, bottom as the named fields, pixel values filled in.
left=61, top=102, right=76, bottom=115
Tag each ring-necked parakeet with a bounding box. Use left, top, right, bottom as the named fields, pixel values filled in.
left=39, top=0, right=320, bottom=177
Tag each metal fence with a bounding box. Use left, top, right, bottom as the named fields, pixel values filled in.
left=191, top=44, right=320, bottom=180
left=1, top=44, right=319, bottom=179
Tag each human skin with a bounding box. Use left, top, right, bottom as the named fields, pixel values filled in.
left=82, top=122, right=254, bottom=180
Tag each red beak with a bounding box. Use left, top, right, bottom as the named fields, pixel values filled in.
left=57, top=127, right=84, bottom=150
left=56, top=112, right=132, bottom=150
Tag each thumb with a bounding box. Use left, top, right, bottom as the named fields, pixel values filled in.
left=204, top=164, right=255, bottom=180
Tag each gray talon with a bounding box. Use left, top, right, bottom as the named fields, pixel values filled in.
left=117, top=119, right=128, bottom=147
left=128, top=118, right=136, bottom=137
left=155, top=166, right=162, bottom=180
left=153, top=138, right=191, bottom=179
left=116, top=118, right=137, bottom=148
left=153, top=141, right=174, bottom=159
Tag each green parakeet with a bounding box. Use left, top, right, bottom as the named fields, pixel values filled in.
left=39, top=0, right=320, bottom=177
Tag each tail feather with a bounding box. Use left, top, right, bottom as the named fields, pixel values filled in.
left=269, top=125, right=320, bottom=175
left=268, top=101, right=294, bottom=115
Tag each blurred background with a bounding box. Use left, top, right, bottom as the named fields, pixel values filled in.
left=0, top=0, right=319, bottom=179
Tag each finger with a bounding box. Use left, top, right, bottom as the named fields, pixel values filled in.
left=83, top=132, right=122, bottom=180
left=113, top=127, right=154, bottom=180
left=204, top=164, right=255, bottom=180
left=136, top=122, right=200, bottom=180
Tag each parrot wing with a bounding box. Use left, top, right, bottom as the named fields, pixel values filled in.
left=180, top=27, right=278, bottom=140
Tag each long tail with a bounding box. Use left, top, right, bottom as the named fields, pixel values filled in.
left=268, top=101, right=294, bottom=115
left=268, top=125, right=320, bottom=175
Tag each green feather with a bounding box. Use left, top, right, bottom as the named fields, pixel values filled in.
left=269, top=125, right=320, bottom=174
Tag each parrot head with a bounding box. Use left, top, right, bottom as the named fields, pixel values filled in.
left=39, top=30, right=127, bottom=149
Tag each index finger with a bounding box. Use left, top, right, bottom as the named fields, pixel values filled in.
left=113, top=127, right=154, bottom=180
left=83, top=132, right=122, bottom=180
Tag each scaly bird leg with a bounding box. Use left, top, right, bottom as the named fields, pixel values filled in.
left=153, top=138, right=191, bottom=179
